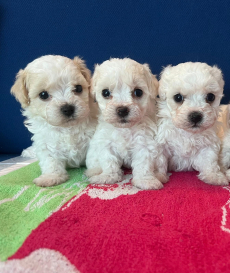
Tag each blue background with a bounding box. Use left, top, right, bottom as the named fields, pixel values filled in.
left=1, top=0, right=230, bottom=156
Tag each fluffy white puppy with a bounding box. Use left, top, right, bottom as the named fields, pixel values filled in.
left=85, top=58, right=164, bottom=190
left=156, top=62, right=228, bottom=185
left=218, top=105, right=230, bottom=179
left=11, top=55, right=97, bottom=187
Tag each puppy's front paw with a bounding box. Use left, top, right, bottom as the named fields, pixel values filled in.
left=33, top=173, right=69, bottom=187
left=21, top=146, right=36, bottom=158
left=155, top=172, right=169, bottom=184
left=199, top=172, right=229, bottom=186
left=89, top=173, right=122, bottom=185
left=225, top=169, right=230, bottom=182
left=85, top=167, right=103, bottom=178
left=132, top=176, right=163, bottom=190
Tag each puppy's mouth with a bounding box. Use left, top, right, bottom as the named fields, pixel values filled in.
left=66, top=115, right=77, bottom=122
left=191, top=124, right=200, bottom=128
left=110, top=118, right=133, bottom=128
left=185, top=123, right=209, bottom=133
left=120, top=119, right=128, bottom=124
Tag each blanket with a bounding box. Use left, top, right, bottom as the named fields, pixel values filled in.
left=0, top=162, right=230, bottom=273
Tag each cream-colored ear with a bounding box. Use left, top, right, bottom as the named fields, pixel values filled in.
left=90, top=64, right=100, bottom=102
left=143, top=64, right=159, bottom=98
left=150, top=74, right=159, bottom=96
left=89, top=78, right=96, bottom=102
left=210, top=65, right=225, bottom=89
left=218, top=104, right=230, bottom=137
left=11, top=69, right=29, bottom=108
left=158, top=65, right=172, bottom=100
left=73, top=57, right=91, bottom=86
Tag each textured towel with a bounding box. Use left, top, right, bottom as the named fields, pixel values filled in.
left=1, top=166, right=230, bottom=272
left=0, top=162, right=88, bottom=261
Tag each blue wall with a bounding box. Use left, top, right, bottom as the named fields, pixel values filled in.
left=1, top=0, right=230, bottom=154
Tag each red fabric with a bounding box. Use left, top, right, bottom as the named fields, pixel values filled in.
left=10, top=172, right=230, bottom=273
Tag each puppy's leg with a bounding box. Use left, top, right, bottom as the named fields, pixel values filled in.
left=131, top=145, right=163, bottom=190
left=34, top=156, right=68, bottom=187
left=85, top=167, right=102, bottom=178
left=85, top=144, right=102, bottom=178
left=89, top=150, right=123, bottom=185
left=155, top=149, right=170, bottom=184
left=194, top=147, right=228, bottom=186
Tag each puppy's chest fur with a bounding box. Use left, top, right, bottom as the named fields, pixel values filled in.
left=96, top=119, right=157, bottom=167
left=158, top=119, right=220, bottom=170
left=26, top=116, right=97, bottom=167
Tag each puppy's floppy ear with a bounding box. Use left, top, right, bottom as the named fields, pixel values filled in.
left=89, top=78, right=97, bottom=102
left=11, top=69, right=30, bottom=108
left=143, top=64, right=159, bottom=99
left=91, top=64, right=100, bottom=102
left=228, top=104, right=230, bottom=128
left=73, top=57, right=91, bottom=86
left=220, top=104, right=230, bottom=133
left=158, top=65, right=172, bottom=100
left=210, top=65, right=225, bottom=89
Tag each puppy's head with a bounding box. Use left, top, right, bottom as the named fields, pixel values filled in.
left=91, top=58, right=158, bottom=128
left=159, top=62, right=224, bottom=133
left=11, top=55, right=91, bottom=127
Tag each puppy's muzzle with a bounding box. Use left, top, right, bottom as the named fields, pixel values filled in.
left=188, top=111, right=203, bottom=125
left=116, top=106, right=130, bottom=118
left=60, top=104, right=75, bottom=117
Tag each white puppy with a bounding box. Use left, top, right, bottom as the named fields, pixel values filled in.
left=85, top=58, right=164, bottom=190
left=11, top=55, right=97, bottom=187
left=218, top=105, right=230, bottom=179
left=156, top=62, right=228, bottom=186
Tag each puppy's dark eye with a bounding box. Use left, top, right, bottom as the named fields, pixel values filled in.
left=74, top=85, right=83, bottom=94
left=206, top=93, right=215, bottom=103
left=133, top=89, right=143, bottom=98
left=174, top=93, right=184, bottom=103
left=39, top=91, right=50, bottom=100
left=102, top=89, right=111, bottom=98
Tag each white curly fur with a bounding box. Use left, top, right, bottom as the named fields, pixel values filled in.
left=85, top=58, right=166, bottom=190
left=11, top=55, right=97, bottom=187
left=218, top=105, right=230, bottom=180
left=21, top=145, right=37, bottom=158
left=156, top=62, right=228, bottom=186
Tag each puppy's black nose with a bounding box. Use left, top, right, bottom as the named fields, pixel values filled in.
left=61, top=104, right=75, bottom=117
left=116, top=106, right=129, bottom=118
left=188, top=111, right=203, bottom=124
